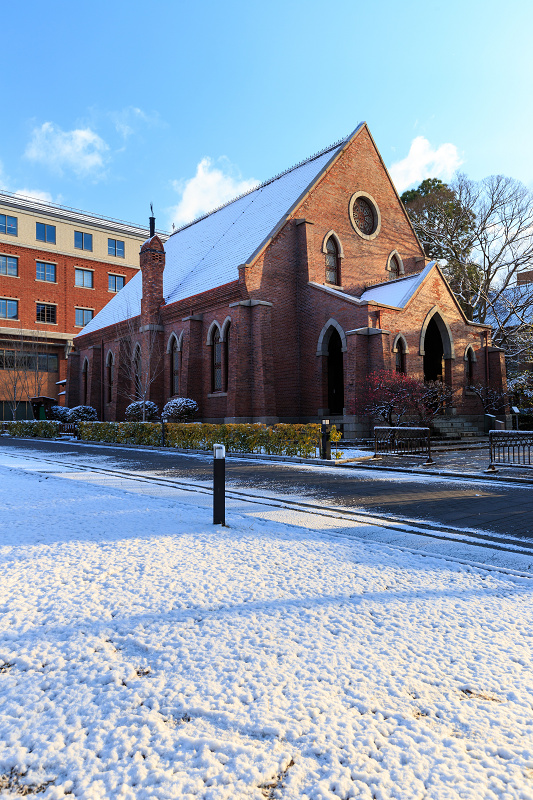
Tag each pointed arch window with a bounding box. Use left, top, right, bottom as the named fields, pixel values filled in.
left=106, top=352, right=114, bottom=404
left=395, top=338, right=406, bottom=374
left=325, top=237, right=340, bottom=285
left=82, top=359, right=88, bottom=405
left=212, top=329, right=222, bottom=391
left=465, top=347, right=475, bottom=385
left=134, top=347, right=142, bottom=400
left=389, top=255, right=400, bottom=279
left=224, top=324, right=230, bottom=392
left=171, top=337, right=180, bottom=396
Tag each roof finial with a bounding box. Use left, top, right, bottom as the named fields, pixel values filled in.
left=149, top=203, right=155, bottom=238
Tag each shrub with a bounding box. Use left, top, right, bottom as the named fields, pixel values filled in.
left=4, top=420, right=61, bottom=438
left=51, top=406, right=72, bottom=423
left=69, top=405, right=98, bottom=422
left=162, top=397, right=198, bottom=422
left=125, top=401, right=160, bottom=421
left=79, top=421, right=321, bottom=458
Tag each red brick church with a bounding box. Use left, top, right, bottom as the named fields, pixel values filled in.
left=66, top=123, right=506, bottom=435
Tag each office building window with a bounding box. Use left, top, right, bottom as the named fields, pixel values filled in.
left=0, top=299, right=18, bottom=319
left=75, top=268, right=93, bottom=288
left=75, top=308, right=93, bottom=327
left=36, top=261, right=56, bottom=282
left=108, top=274, right=125, bottom=292
left=0, top=215, right=17, bottom=236
left=36, top=303, right=56, bottom=324
left=108, top=238, right=125, bottom=258
left=0, top=255, right=18, bottom=277
left=36, top=223, right=56, bottom=243
left=74, top=231, right=93, bottom=251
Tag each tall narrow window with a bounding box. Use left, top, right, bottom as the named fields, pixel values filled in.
left=395, top=338, right=406, bottom=374
left=212, top=329, right=222, bottom=391
left=82, top=360, right=88, bottom=405
left=106, top=353, right=114, bottom=403
left=134, top=347, right=142, bottom=399
left=224, top=324, right=230, bottom=391
left=466, top=348, right=474, bottom=385
left=171, top=339, right=180, bottom=395
left=389, top=255, right=400, bottom=279
left=325, top=237, right=340, bottom=285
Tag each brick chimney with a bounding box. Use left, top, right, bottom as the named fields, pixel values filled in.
left=140, top=211, right=165, bottom=324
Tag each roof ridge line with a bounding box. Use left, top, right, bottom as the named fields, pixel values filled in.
left=169, top=132, right=353, bottom=237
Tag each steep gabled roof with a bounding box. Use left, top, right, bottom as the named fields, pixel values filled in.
left=78, top=128, right=361, bottom=337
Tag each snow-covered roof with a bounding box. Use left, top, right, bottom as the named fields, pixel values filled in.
left=359, top=262, right=435, bottom=308
left=78, top=129, right=358, bottom=337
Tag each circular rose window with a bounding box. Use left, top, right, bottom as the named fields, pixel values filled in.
left=349, top=192, right=381, bottom=240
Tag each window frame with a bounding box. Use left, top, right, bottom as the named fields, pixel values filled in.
left=0, top=298, right=18, bottom=320
left=0, top=214, right=17, bottom=236
left=75, top=268, right=94, bottom=289
left=36, top=261, right=56, bottom=283
left=108, top=238, right=125, bottom=258
left=0, top=255, right=18, bottom=277
left=325, top=236, right=341, bottom=286
left=74, top=231, right=93, bottom=251
left=36, top=222, right=56, bottom=244
left=108, top=273, right=126, bottom=293
left=36, top=302, right=57, bottom=325
left=75, top=307, right=94, bottom=327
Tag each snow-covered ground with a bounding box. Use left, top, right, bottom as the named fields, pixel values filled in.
left=2, top=452, right=533, bottom=799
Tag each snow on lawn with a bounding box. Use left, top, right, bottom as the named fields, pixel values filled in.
left=1, top=464, right=533, bottom=799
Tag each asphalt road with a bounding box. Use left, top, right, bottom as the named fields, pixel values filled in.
left=1, top=437, right=532, bottom=538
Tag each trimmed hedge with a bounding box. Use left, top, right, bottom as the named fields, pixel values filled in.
left=4, top=420, right=62, bottom=438
left=79, top=421, right=324, bottom=458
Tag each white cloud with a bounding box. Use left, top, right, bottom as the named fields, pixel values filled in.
left=168, top=157, right=258, bottom=228
left=110, top=106, right=162, bottom=139
left=389, top=136, right=463, bottom=193
left=13, top=188, right=54, bottom=203
left=25, top=122, right=109, bottom=179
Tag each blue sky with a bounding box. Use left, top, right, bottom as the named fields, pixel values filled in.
left=3, top=0, right=532, bottom=231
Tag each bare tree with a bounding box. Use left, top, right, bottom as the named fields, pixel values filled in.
left=0, top=327, right=52, bottom=420
left=403, top=174, right=533, bottom=363
left=115, top=313, right=164, bottom=421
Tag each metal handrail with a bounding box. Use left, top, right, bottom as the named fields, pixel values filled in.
left=487, top=430, right=533, bottom=471
left=374, top=426, right=434, bottom=464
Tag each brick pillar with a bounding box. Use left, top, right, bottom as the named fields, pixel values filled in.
left=66, top=351, right=80, bottom=408
left=226, top=303, right=252, bottom=421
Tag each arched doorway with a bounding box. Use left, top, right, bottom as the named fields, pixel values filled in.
left=423, top=317, right=444, bottom=381
left=327, top=329, right=344, bottom=413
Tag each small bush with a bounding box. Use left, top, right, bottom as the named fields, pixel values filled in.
left=51, top=406, right=72, bottom=423
left=69, top=405, right=98, bottom=422
left=125, top=401, right=160, bottom=421
left=162, top=397, right=198, bottom=422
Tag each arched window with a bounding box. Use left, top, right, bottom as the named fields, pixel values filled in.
left=133, top=347, right=142, bottom=399
left=171, top=337, right=180, bottom=396
left=389, top=255, right=400, bottom=279
left=325, top=237, right=340, bottom=285
left=212, top=329, right=222, bottom=391
left=465, top=347, right=475, bottom=385
left=82, top=359, right=88, bottom=405
left=395, top=338, right=406, bottom=374
left=224, top=323, right=230, bottom=392
left=106, top=352, right=114, bottom=404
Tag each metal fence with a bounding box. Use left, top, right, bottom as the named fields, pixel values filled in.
left=488, top=430, right=533, bottom=470
left=374, top=426, right=434, bottom=464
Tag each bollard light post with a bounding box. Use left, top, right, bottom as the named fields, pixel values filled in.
left=320, top=419, right=331, bottom=460
left=213, top=443, right=226, bottom=525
